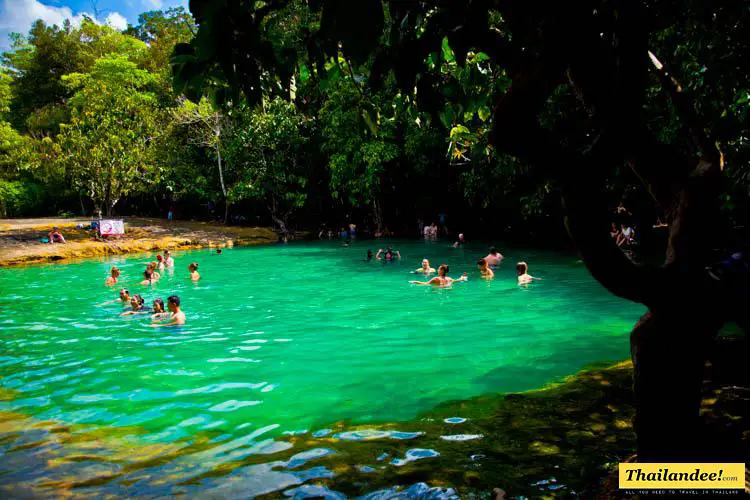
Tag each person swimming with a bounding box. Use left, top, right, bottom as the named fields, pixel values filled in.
left=121, top=294, right=146, bottom=315
left=415, top=258, right=436, bottom=274
left=140, top=269, right=154, bottom=286
left=365, top=249, right=374, bottom=261
left=119, top=288, right=131, bottom=303
left=164, top=250, right=175, bottom=268
left=152, top=295, right=185, bottom=327
left=477, top=258, right=494, bottom=279
left=105, top=266, right=120, bottom=286
left=151, top=298, right=169, bottom=319
left=189, top=262, right=201, bottom=281
left=516, top=261, right=541, bottom=285
left=216, top=248, right=223, bottom=255
left=147, top=262, right=161, bottom=281
left=410, top=264, right=468, bottom=287
left=485, top=247, right=504, bottom=267
left=452, top=233, right=465, bottom=248
left=376, top=246, right=401, bottom=261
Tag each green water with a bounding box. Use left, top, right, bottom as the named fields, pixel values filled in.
left=0, top=240, right=644, bottom=496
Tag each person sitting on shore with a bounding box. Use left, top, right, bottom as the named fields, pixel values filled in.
left=152, top=295, right=186, bottom=327
left=121, top=294, right=146, bottom=315
left=163, top=250, right=175, bottom=268
left=140, top=269, right=155, bottom=286
left=485, top=247, right=504, bottom=267
left=415, top=258, right=436, bottom=274
left=376, top=246, right=401, bottom=261
left=610, top=222, right=620, bottom=240
left=188, top=262, right=201, bottom=281
left=156, top=254, right=166, bottom=270
left=410, top=264, right=468, bottom=287
left=516, top=261, right=541, bottom=285
left=477, top=258, right=494, bottom=279
left=105, top=266, right=120, bottom=286
left=147, top=262, right=161, bottom=281
left=48, top=227, right=66, bottom=244
left=616, top=223, right=634, bottom=247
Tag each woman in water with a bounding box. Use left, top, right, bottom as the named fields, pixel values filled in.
left=151, top=298, right=168, bottom=319
left=414, top=258, right=436, bottom=274
left=516, top=261, right=541, bottom=285
left=477, top=258, right=494, bottom=279
left=121, top=294, right=146, bottom=315
left=156, top=254, right=166, bottom=270
left=147, top=262, right=161, bottom=281
left=376, top=246, right=401, bottom=261
left=140, top=269, right=155, bottom=286
left=188, top=262, right=201, bottom=281
left=164, top=250, right=175, bottom=268
left=105, top=266, right=120, bottom=286
left=410, top=264, right=468, bottom=287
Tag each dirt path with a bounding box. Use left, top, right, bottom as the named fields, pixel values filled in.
left=0, top=217, right=277, bottom=267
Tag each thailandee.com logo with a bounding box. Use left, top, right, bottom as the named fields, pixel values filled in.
left=619, top=463, right=745, bottom=493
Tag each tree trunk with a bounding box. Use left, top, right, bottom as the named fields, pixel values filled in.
left=216, top=146, right=229, bottom=224
left=79, top=194, right=86, bottom=216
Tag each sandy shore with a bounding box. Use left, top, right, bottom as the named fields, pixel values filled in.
left=0, top=217, right=277, bottom=267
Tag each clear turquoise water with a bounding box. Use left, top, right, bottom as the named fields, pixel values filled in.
left=0, top=240, right=644, bottom=495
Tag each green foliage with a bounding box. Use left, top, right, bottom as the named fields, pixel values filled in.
left=57, top=56, right=161, bottom=214
left=0, top=179, right=43, bottom=217
left=227, top=98, right=309, bottom=227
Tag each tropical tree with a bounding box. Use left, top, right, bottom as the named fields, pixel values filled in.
left=227, top=97, right=309, bottom=235
left=57, top=55, right=161, bottom=215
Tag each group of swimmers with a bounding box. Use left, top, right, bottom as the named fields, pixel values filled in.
left=103, top=249, right=200, bottom=326
left=116, top=290, right=186, bottom=326
left=366, top=244, right=541, bottom=286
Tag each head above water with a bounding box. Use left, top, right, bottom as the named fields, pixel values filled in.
left=216, top=248, right=222, bottom=255
left=119, top=288, right=130, bottom=299
left=489, top=246, right=498, bottom=255
left=153, top=298, right=165, bottom=313
left=422, top=258, right=430, bottom=268
left=111, top=266, right=120, bottom=277
left=189, top=262, right=198, bottom=271
left=144, top=269, right=153, bottom=279
left=438, top=264, right=448, bottom=276
left=168, top=295, right=180, bottom=311
left=130, top=294, right=145, bottom=308
left=516, top=261, right=528, bottom=276
left=477, top=258, right=488, bottom=269
left=164, top=250, right=171, bottom=257
left=156, top=255, right=164, bottom=262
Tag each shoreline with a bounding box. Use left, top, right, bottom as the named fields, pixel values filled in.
left=0, top=217, right=277, bottom=268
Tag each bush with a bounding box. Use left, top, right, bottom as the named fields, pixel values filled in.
left=0, top=180, right=44, bottom=217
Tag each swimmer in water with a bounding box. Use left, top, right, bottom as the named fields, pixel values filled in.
left=414, top=258, right=436, bottom=274
left=484, top=247, right=504, bottom=267
left=376, top=246, right=401, bottom=261
left=164, top=250, right=175, bottom=268
left=477, top=258, right=494, bottom=279
left=216, top=248, right=223, bottom=255
left=516, top=261, right=541, bottom=285
left=152, top=295, right=185, bottom=327
left=365, top=249, right=374, bottom=261
left=121, top=294, right=146, bottom=315
left=105, top=266, right=120, bottom=286
left=147, top=262, right=161, bottom=281
left=140, top=269, right=155, bottom=286
left=452, top=233, right=465, bottom=248
left=119, top=288, right=131, bottom=303
left=151, top=298, right=168, bottom=319
left=410, top=264, right=468, bottom=287
left=188, top=262, right=200, bottom=281
left=156, top=254, right=166, bottom=270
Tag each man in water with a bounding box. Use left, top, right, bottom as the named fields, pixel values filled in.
left=410, top=264, right=467, bottom=287
left=415, top=258, right=436, bottom=274
left=119, top=288, right=131, bottom=303
left=452, top=233, right=465, bottom=248
left=153, top=295, right=186, bottom=327
left=376, top=246, right=401, bottom=261
left=484, top=247, right=504, bottom=267
left=477, top=258, right=494, bottom=279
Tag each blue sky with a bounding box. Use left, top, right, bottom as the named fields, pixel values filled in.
left=0, top=0, right=189, bottom=51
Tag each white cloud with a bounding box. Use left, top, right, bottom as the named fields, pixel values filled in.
left=0, top=0, right=130, bottom=50
left=105, top=12, right=127, bottom=31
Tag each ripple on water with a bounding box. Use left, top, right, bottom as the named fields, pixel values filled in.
left=209, top=400, right=262, bottom=412
left=390, top=448, right=440, bottom=467
left=443, top=417, right=467, bottom=424
left=439, top=434, right=483, bottom=441
left=333, top=429, right=424, bottom=441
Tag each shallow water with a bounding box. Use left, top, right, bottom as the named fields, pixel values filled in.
left=0, top=239, right=644, bottom=496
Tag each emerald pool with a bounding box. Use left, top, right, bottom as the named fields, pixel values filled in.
left=0, top=239, right=644, bottom=496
